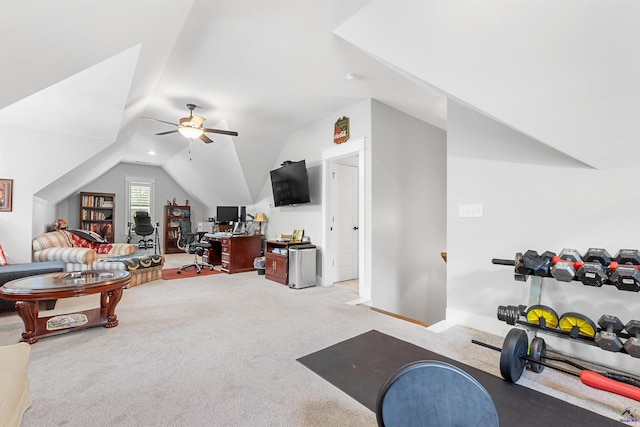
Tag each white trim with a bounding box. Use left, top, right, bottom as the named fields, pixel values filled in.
left=124, top=176, right=156, bottom=241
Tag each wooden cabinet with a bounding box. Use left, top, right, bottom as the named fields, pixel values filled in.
left=163, top=205, right=190, bottom=254
left=265, top=240, right=307, bottom=285
left=202, top=235, right=262, bottom=274
left=80, top=192, right=115, bottom=242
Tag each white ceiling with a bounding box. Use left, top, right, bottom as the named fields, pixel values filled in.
left=1, top=0, right=638, bottom=205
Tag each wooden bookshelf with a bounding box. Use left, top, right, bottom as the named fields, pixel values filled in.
left=80, top=192, right=115, bottom=242
left=164, top=205, right=190, bottom=254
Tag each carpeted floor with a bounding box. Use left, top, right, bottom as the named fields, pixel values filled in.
left=0, top=254, right=636, bottom=426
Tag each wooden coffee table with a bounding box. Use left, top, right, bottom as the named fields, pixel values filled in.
left=0, top=270, right=130, bottom=344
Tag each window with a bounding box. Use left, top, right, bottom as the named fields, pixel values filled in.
left=129, top=183, right=151, bottom=223
left=125, top=177, right=155, bottom=231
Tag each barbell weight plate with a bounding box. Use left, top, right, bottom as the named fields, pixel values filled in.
left=528, top=337, right=546, bottom=373
left=500, top=328, right=529, bottom=383
left=526, top=305, right=559, bottom=329
left=558, top=312, right=597, bottom=338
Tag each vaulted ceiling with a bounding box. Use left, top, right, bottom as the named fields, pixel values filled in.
left=1, top=1, right=637, bottom=206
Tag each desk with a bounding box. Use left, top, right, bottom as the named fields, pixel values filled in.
left=202, top=234, right=262, bottom=274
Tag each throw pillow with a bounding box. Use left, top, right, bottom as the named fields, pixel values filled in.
left=0, top=244, right=7, bottom=265
left=68, top=232, right=113, bottom=254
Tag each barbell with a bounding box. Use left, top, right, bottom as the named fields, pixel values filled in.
left=473, top=328, right=640, bottom=401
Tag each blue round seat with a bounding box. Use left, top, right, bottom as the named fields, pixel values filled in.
left=376, top=360, right=499, bottom=427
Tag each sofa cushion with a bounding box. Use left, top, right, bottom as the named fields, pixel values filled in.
left=68, top=233, right=113, bottom=254
left=32, top=230, right=74, bottom=252
left=0, top=261, right=65, bottom=312
left=0, top=343, right=32, bottom=427
left=94, top=254, right=164, bottom=271
left=0, top=261, right=65, bottom=285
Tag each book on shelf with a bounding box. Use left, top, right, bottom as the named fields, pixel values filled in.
left=81, top=195, right=114, bottom=208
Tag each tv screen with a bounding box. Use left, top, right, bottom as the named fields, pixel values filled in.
left=270, top=160, right=311, bottom=207
left=216, top=206, right=238, bottom=223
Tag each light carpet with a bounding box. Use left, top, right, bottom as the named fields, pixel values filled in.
left=0, top=255, right=635, bottom=426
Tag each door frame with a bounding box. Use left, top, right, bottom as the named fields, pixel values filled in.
left=321, top=137, right=369, bottom=299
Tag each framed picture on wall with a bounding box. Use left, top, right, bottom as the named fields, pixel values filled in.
left=0, top=179, right=13, bottom=212
left=292, top=229, right=304, bottom=242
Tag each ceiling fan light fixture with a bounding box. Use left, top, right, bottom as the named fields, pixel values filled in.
left=178, top=126, right=204, bottom=139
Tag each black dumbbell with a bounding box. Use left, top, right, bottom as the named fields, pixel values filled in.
left=608, top=262, right=640, bottom=292
left=493, top=250, right=556, bottom=282
left=624, top=320, right=640, bottom=358
left=550, top=249, right=584, bottom=282
left=515, top=250, right=556, bottom=279
left=614, top=249, right=640, bottom=265
left=584, top=248, right=613, bottom=265
left=575, top=248, right=612, bottom=287
left=594, top=315, right=625, bottom=352
left=609, top=249, right=640, bottom=292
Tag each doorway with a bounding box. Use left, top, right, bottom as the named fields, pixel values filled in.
left=330, top=159, right=359, bottom=284
left=321, top=137, right=368, bottom=299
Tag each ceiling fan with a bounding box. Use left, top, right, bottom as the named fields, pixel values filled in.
left=144, top=103, right=238, bottom=143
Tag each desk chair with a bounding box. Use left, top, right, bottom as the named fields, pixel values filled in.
left=133, top=211, right=157, bottom=250
left=376, top=360, right=499, bottom=427
left=177, top=218, right=214, bottom=274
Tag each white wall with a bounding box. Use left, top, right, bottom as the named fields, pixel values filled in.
left=370, top=100, right=447, bottom=325
left=250, top=98, right=448, bottom=326
left=59, top=163, right=204, bottom=249
left=252, top=99, right=373, bottom=284
left=0, top=124, right=112, bottom=262
left=447, top=100, right=640, bottom=373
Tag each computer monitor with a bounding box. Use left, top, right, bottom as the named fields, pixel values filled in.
left=216, top=206, right=238, bottom=224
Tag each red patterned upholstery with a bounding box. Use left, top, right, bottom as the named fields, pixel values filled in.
left=68, top=233, right=113, bottom=254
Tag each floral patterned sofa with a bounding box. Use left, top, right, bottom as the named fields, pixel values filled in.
left=32, top=230, right=136, bottom=271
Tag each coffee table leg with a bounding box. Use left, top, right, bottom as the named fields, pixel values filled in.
left=101, top=287, right=123, bottom=328
left=15, top=301, right=39, bottom=344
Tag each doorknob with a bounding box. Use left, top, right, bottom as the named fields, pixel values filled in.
left=353, top=226, right=359, bottom=230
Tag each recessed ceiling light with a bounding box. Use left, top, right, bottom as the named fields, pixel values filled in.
left=344, top=73, right=357, bottom=81
left=148, top=150, right=156, bottom=155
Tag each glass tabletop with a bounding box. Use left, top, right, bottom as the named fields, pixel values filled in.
left=1, top=270, right=129, bottom=295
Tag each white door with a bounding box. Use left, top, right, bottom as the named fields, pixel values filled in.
left=330, top=161, right=359, bottom=282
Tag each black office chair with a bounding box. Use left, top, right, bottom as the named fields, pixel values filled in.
left=132, top=211, right=156, bottom=250
left=177, top=217, right=214, bottom=274
left=376, top=360, right=499, bottom=427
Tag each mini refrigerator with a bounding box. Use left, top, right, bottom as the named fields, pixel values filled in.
left=288, top=245, right=316, bottom=289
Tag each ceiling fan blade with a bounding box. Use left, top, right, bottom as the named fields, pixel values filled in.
left=141, top=117, right=179, bottom=126
left=202, top=128, right=239, bottom=137
left=200, top=134, right=213, bottom=143
left=155, top=129, right=179, bottom=136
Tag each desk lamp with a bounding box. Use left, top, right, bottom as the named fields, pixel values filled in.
left=254, top=213, right=268, bottom=235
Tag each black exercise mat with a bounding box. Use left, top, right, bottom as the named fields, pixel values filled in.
left=297, top=330, right=619, bottom=426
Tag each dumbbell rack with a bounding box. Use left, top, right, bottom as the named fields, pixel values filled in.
left=496, top=253, right=638, bottom=359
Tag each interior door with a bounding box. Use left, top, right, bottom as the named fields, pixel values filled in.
left=331, top=161, right=359, bottom=282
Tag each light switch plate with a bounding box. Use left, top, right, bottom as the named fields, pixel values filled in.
left=459, top=204, right=483, bottom=217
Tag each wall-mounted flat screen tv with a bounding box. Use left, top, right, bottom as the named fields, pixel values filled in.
left=270, top=160, right=311, bottom=207
left=216, top=206, right=238, bottom=223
